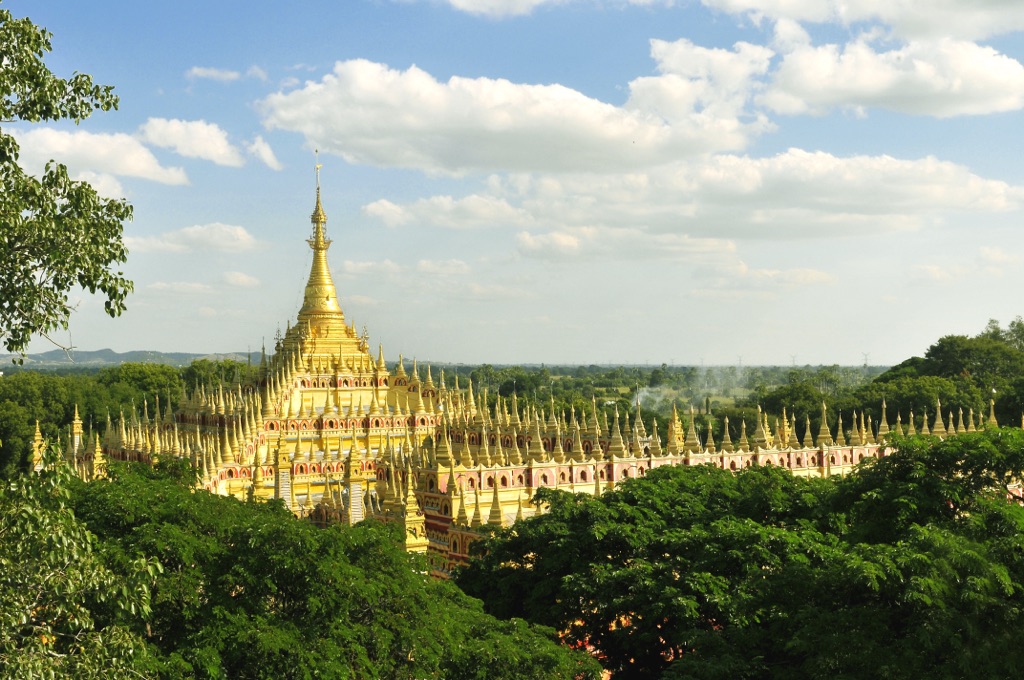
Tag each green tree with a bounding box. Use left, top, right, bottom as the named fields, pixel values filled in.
left=0, top=6, right=132, bottom=357
left=0, top=448, right=158, bottom=678
left=459, top=431, right=1024, bottom=678
left=70, top=460, right=600, bottom=679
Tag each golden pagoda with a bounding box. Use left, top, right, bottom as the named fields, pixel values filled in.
left=95, top=176, right=939, bottom=578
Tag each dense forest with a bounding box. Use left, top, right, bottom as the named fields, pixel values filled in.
left=458, top=428, right=1024, bottom=678
left=4, top=322, right=1024, bottom=676
left=0, top=453, right=600, bottom=678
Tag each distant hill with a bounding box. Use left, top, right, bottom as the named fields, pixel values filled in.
left=1, top=348, right=258, bottom=369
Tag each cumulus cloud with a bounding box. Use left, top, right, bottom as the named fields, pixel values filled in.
left=246, top=135, right=283, bottom=170
left=764, top=38, right=1024, bottom=117
left=440, top=0, right=675, bottom=18
left=368, top=150, right=1021, bottom=242
left=247, top=65, right=269, bottom=81
left=517, top=226, right=735, bottom=261
left=341, top=259, right=403, bottom=275
left=187, top=66, right=241, bottom=82
left=365, top=194, right=534, bottom=228
left=138, top=118, right=245, bottom=166
left=700, top=0, right=1024, bottom=41
left=417, top=259, right=472, bottom=275
left=260, top=53, right=767, bottom=175
left=127, top=223, right=259, bottom=253
left=628, top=38, right=773, bottom=124
left=223, top=271, right=260, bottom=287
left=72, top=171, right=125, bottom=199
left=148, top=281, right=212, bottom=294
left=686, top=258, right=835, bottom=299
left=13, top=128, right=188, bottom=185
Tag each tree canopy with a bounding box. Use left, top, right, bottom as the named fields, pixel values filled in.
left=65, top=460, right=600, bottom=679
left=0, top=5, right=132, bottom=357
left=0, top=448, right=158, bottom=678
left=457, top=429, right=1024, bottom=678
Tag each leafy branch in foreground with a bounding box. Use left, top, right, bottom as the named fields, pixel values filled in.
left=0, top=6, right=132, bottom=357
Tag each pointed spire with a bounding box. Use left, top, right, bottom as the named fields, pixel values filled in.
left=878, top=400, right=890, bottom=438
left=299, top=162, right=343, bottom=321
left=721, top=416, right=734, bottom=453
left=834, top=411, right=846, bottom=446
left=737, top=419, right=750, bottom=452
left=683, top=406, right=701, bottom=453
left=487, top=482, right=503, bottom=526
left=704, top=422, right=717, bottom=454
left=932, top=399, right=946, bottom=437
left=817, top=402, right=832, bottom=446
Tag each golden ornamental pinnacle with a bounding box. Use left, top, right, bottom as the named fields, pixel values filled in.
left=299, top=157, right=343, bottom=320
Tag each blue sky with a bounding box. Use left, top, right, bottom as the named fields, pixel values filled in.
left=9, top=0, right=1024, bottom=365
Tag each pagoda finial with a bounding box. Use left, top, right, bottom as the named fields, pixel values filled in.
left=298, top=161, right=342, bottom=321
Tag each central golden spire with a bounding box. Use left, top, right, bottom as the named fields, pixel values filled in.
left=298, top=161, right=343, bottom=321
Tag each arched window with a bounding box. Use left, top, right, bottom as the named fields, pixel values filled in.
left=500, top=476, right=508, bottom=487
left=487, top=477, right=494, bottom=488
left=580, top=471, right=588, bottom=482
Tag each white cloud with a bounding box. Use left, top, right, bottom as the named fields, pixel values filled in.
left=341, top=259, right=403, bottom=275
left=516, top=226, right=735, bottom=261
left=978, top=246, right=1019, bottom=265
left=138, top=118, right=245, bottom=166
left=440, top=0, right=675, bottom=18
left=223, top=271, right=260, bottom=287
left=764, top=38, right=1024, bottom=117
left=247, top=65, right=269, bottom=81
left=246, top=135, right=283, bottom=170
left=127, top=223, right=259, bottom=253
left=187, top=66, right=241, bottom=82
left=148, top=281, right=212, bottom=294
left=363, top=199, right=411, bottom=227
left=688, top=259, right=835, bottom=299
left=365, top=194, right=534, bottom=229
left=260, top=54, right=767, bottom=175
left=700, top=0, right=1024, bottom=40
left=444, top=0, right=558, bottom=17
left=371, top=149, right=1021, bottom=241
left=417, top=259, right=472, bottom=275
left=72, top=171, right=125, bottom=199
left=13, top=128, right=188, bottom=185
left=628, top=38, right=774, bottom=124
left=198, top=306, right=218, bottom=318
